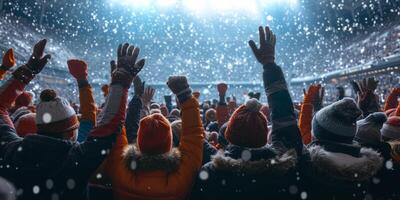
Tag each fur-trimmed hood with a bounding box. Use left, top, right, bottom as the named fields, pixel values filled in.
left=122, top=145, right=181, bottom=172
left=309, top=144, right=383, bottom=181
left=210, top=148, right=298, bottom=176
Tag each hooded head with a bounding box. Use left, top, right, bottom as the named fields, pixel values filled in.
left=35, top=89, right=79, bottom=140
left=137, top=113, right=172, bottom=155
left=225, top=98, right=268, bottom=148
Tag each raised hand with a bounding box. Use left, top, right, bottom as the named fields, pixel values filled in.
left=356, top=77, right=381, bottom=116
left=26, top=39, right=51, bottom=74
left=167, top=76, right=190, bottom=95
left=1, top=49, right=16, bottom=70
left=133, top=76, right=145, bottom=97
left=303, top=84, right=324, bottom=111
left=142, top=87, right=155, bottom=105
left=111, top=43, right=145, bottom=88
left=67, top=59, right=88, bottom=80
left=217, top=83, right=228, bottom=96
left=249, top=26, right=276, bottom=65
left=167, top=76, right=192, bottom=103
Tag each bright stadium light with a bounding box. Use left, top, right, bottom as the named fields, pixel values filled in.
left=182, top=0, right=207, bottom=14
left=108, top=0, right=298, bottom=13
left=109, top=0, right=151, bottom=8
left=156, top=0, right=177, bottom=8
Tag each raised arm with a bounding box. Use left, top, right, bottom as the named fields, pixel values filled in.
left=216, top=83, right=229, bottom=128
left=167, top=76, right=204, bottom=194
left=299, top=85, right=322, bottom=145
left=66, top=43, right=146, bottom=176
left=384, top=88, right=400, bottom=111
left=0, top=40, right=50, bottom=150
left=249, top=26, right=302, bottom=154
left=125, top=76, right=145, bottom=143
left=67, top=59, right=97, bottom=142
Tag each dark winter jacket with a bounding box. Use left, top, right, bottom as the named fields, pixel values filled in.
left=0, top=69, right=128, bottom=200
left=303, top=140, right=383, bottom=200
left=358, top=141, right=400, bottom=199
left=192, top=62, right=304, bottom=199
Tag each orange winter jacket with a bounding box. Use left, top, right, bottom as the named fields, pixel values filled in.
left=104, top=97, right=204, bottom=200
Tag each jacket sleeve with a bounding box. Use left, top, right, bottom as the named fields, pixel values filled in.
left=125, top=96, right=142, bottom=143
left=71, top=84, right=129, bottom=176
left=77, top=84, right=97, bottom=142
left=216, top=95, right=229, bottom=128
left=384, top=91, right=399, bottom=111
left=0, top=76, right=27, bottom=153
left=298, top=103, right=313, bottom=145
left=175, top=97, right=204, bottom=193
left=263, top=63, right=303, bottom=155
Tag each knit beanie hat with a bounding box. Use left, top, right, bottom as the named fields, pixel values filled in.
left=36, top=89, right=79, bottom=135
left=312, top=98, right=362, bottom=144
left=355, top=112, right=387, bottom=145
left=225, top=98, right=268, bottom=148
left=10, top=106, right=31, bottom=123
left=15, top=91, right=32, bottom=108
left=15, top=113, right=37, bottom=137
left=137, top=113, right=173, bottom=155
left=381, top=115, right=400, bottom=141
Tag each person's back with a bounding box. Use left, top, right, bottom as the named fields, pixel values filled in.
left=103, top=76, right=204, bottom=200
left=193, top=27, right=304, bottom=200
left=195, top=145, right=299, bottom=200
left=304, top=98, right=383, bottom=200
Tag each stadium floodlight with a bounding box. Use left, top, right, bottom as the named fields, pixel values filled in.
left=108, top=0, right=298, bottom=13
left=156, top=0, right=177, bottom=8
left=109, top=0, right=151, bottom=8
left=182, top=0, right=207, bottom=14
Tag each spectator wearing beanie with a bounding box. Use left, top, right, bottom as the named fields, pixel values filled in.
left=0, top=41, right=144, bottom=200
left=355, top=112, right=400, bottom=200
left=306, top=98, right=384, bottom=200
left=10, top=106, right=31, bottom=124
left=102, top=76, right=204, bottom=200
left=14, top=112, right=37, bottom=137
left=9, top=91, right=33, bottom=115
left=193, top=27, right=303, bottom=200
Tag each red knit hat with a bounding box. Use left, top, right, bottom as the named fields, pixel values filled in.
left=15, top=113, right=37, bottom=137
left=225, top=99, right=269, bottom=148
left=15, top=92, right=33, bottom=107
left=137, top=113, right=172, bottom=155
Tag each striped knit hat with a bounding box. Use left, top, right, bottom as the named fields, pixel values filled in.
left=381, top=116, right=400, bottom=141
left=36, top=89, right=79, bottom=135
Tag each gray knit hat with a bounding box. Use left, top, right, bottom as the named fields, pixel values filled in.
left=355, top=112, right=387, bottom=145
left=312, top=98, right=362, bottom=143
